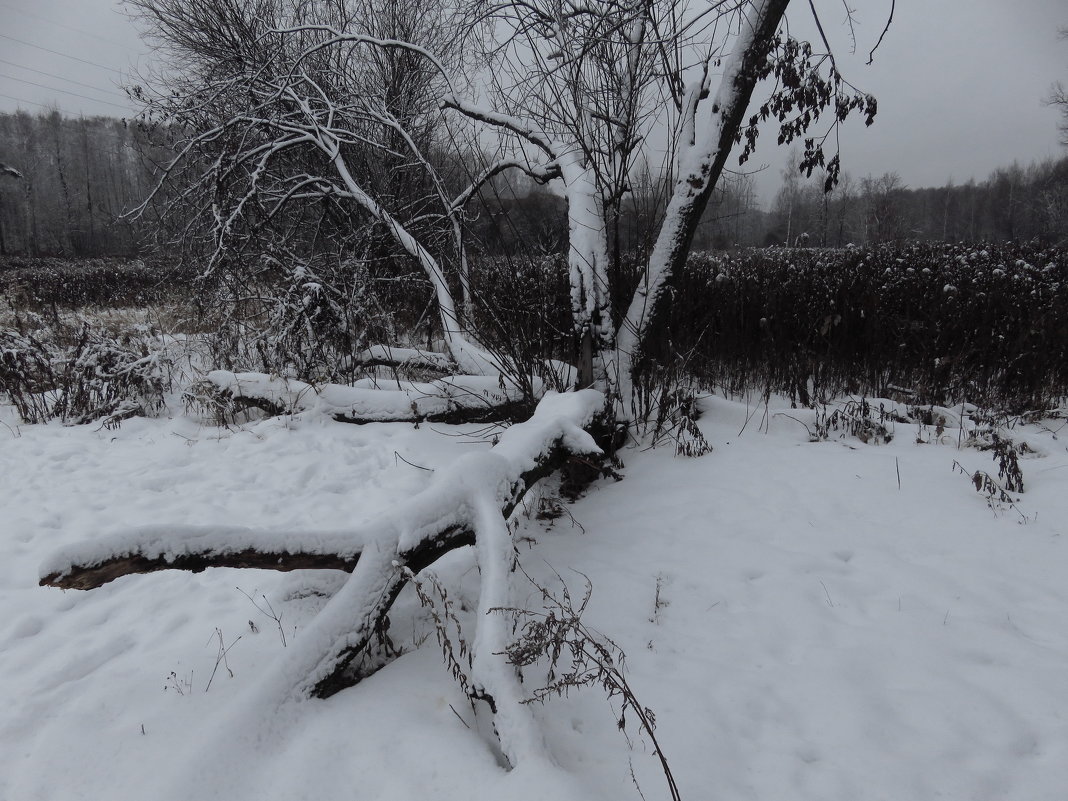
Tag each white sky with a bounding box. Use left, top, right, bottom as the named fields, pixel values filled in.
left=0, top=0, right=1065, bottom=204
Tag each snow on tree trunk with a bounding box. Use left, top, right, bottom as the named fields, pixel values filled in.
left=469, top=490, right=550, bottom=766
left=559, top=160, right=613, bottom=363
left=615, top=0, right=791, bottom=389
left=327, top=150, right=499, bottom=376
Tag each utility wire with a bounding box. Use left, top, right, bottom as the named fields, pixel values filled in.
left=0, top=91, right=52, bottom=110
left=0, top=33, right=128, bottom=75
left=0, top=72, right=132, bottom=111
left=0, top=58, right=128, bottom=100
left=0, top=2, right=132, bottom=49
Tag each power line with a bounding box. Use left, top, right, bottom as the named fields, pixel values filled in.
left=0, top=91, right=52, bottom=110
left=0, top=73, right=132, bottom=111
left=0, top=33, right=128, bottom=76
left=0, top=58, right=128, bottom=100
left=0, top=2, right=132, bottom=49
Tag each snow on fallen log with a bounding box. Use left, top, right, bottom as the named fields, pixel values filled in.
left=38, top=525, right=365, bottom=590
left=192, top=369, right=542, bottom=424
left=353, top=344, right=455, bottom=373
left=42, top=390, right=605, bottom=593
left=300, top=389, right=607, bottom=704
left=39, top=390, right=607, bottom=762
left=39, top=390, right=607, bottom=769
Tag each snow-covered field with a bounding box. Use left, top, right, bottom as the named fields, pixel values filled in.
left=2, top=392, right=1068, bottom=800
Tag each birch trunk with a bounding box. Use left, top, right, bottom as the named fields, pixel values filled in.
left=615, top=0, right=790, bottom=389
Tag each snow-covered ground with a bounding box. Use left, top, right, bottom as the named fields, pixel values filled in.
left=2, top=392, right=1068, bottom=800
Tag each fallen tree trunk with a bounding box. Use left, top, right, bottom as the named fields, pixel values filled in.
left=40, top=390, right=610, bottom=761
left=41, top=396, right=608, bottom=592
left=187, top=369, right=539, bottom=425
left=39, top=525, right=365, bottom=590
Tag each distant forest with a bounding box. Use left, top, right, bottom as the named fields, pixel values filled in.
left=0, top=111, right=163, bottom=257
left=1, top=110, right=1066, bottom=258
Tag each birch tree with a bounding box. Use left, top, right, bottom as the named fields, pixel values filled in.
left=131, top=0, right=878, bottom=403
left=42, top=0, right=888, bottom=773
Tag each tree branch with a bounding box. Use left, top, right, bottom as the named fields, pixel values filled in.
left=441, top=94, right=561, bottom=158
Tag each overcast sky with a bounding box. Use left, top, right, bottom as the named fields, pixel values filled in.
left=0, top=0, right=1065, bottom=204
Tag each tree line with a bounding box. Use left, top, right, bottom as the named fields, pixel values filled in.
left=696, top=156, right=1068, bottom=250
left=0, top=111, right=161, bottom=257
left=2, top=107, right=1066, bottom=262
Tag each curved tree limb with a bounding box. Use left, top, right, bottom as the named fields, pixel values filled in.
left=39, top=391, right=610, bottom=719
left=186, top=369, right=537, bottom=425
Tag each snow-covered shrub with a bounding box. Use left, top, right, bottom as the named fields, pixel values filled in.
left=467, top=253, right=574, bottom=394
left=0, top=325, right=54, bottom=423
left=499, top=570, right=681, bottom=801
left=963, top=410, right=1027, bottom=493
left=0, top=314, right=170, bottom=426
left=630, top=358, right=713, bottom=456
left=198, top=249, right=446, bottom=385
left=815, top=398, right=894, bottom=444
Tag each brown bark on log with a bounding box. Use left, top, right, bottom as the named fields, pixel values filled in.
left=40, top=548, right=362, bottom=591
left=331, top=398, right=533, bottom=426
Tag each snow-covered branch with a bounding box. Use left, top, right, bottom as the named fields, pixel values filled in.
left=450, top=158, right=562, bottom=213
left=442, top=95, right=561, bottom=158
left=189, top=370, right=537, bottom=425
left=39, top=388, right=608, bottom=766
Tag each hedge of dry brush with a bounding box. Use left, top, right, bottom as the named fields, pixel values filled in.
left=649, top=242, right=1068, bottom=410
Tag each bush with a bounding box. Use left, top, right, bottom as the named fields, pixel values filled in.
left=652, top=242, right=1068, bottom=411
left=0, top=313, right=171, bottom=426
left=0, top=256, right=194, bottom=309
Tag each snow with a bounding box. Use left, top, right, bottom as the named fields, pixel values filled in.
left=203, top=370, right=541, bottom=421
left=3, top=391, right=1068, bottom=800
left=355, top=344, right=454, bottom=372
left=38, top=523, right=364, bottom=585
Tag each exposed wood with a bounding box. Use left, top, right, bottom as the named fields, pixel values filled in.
left=331, top=398, right=532, bottom=426
left=40, top=547, right=362, bottom=591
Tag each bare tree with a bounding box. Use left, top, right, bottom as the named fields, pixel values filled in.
left=129, top=0, right=489, bottom=376
left=1049, top=27, right=1068, bottom=146
left=445, top=0, right=876, bottom=395
left=129, top=0, right=879, bottom=399
left=43, top=0, right=888, bottom=772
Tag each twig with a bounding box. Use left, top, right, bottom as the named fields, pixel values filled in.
left=867, top=0, right=895, bottom=64
left=819, top=580, right=834, bottom=607
left=448, top=703, right=471, bottom=729
left=237, top=586, right=287, bottom=647
left=394, top=451, right=433, bottom=471
left=205, top=627, right=242, bottom=692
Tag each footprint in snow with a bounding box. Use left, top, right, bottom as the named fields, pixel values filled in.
left=9, top=616, right=45, bottom=640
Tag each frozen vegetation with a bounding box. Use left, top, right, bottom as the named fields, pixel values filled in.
left=3, top=382, right=1068, bottom=799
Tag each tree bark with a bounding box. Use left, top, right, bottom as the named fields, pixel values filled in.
left=41, top=546, right=362, bottom=591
